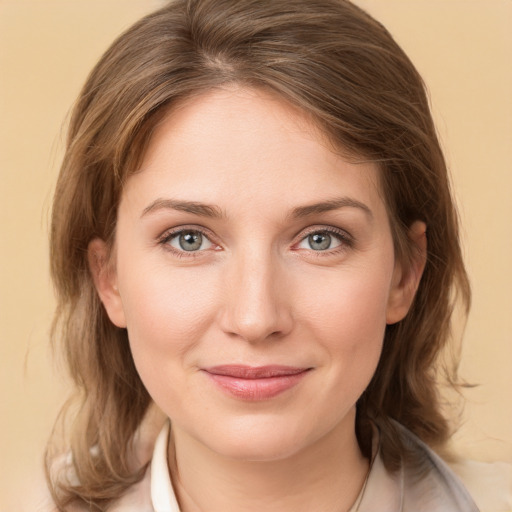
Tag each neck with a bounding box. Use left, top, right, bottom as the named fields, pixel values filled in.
left=168, top=409, right=369, bottom=512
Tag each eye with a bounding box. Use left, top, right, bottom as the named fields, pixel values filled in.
left=296, top=230, right=345, bottom=252
left=166, top=230, right=214, bottom=252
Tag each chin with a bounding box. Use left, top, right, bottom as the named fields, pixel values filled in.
left=212, top=436, right=306, bottom=462
left=193, top=414, right=324, bottom=462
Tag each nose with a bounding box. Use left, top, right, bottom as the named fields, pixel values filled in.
left=217, top=249, right=294, bottom=344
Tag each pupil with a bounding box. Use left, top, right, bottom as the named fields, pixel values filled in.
left=179, top=231, right=202, bottom=251
left=309, top=233, right=331, bottom=250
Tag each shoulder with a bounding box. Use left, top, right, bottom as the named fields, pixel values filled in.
left=449, top=458, right=512, bottom=512
left=395, top=421, right=512, bottom=512
left=395, top=422, right=479, bottom=511
left=23, top=463, right=154, bottom=512
left=362, top=420, right=485, bottom=512
left=31, top=410, right=164, bottom=511
left=358, top=420, right=480, bottom=512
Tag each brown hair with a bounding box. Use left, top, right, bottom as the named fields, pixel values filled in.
left=47, top=0, right=470, bottom=509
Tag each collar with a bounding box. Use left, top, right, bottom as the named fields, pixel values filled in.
left=150, top=421, right=181, bottom=512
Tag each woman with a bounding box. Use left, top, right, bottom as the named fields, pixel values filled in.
left=46, top=0, right=478, bottom=510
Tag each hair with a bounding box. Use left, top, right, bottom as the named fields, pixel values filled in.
left=47, top=0, right=470, bottom=509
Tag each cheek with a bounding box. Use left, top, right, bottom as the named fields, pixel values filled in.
left=299, top=264, right=392, bottom=338
left=117, top=266, right=224, bottom=418
left=296, top=264, right=392, bottom=381
left=116, top=257, right=220, bottom=375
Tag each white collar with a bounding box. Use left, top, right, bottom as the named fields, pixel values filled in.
left=150, top=421, right=181, bottom=512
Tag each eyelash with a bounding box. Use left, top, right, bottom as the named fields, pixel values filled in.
left=157, top=225, right=354, bottom=258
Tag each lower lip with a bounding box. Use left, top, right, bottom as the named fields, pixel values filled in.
left=204, top=371, right=309, bottom=401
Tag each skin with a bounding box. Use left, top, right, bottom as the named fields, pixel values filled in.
left=90, top=87, right=426, bottom=512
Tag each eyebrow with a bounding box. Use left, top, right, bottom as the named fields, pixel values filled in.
left=290, top=197, right=373, bottom=219
left=141, top=196, right=372, bottom=221
left=141, top=198, right=224, bottom=219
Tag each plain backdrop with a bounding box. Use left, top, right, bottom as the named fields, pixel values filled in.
left=1, top=1, right=511, bottom=510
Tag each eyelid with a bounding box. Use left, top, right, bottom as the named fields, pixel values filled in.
left=296, top=225, right=353, bottom=241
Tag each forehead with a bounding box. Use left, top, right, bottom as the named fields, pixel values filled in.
left=123, top=87, right=385, bottom=218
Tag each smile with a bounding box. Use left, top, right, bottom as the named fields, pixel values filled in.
left=202, top=365, right=312, bottom=401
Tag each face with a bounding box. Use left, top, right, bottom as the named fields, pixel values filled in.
left=93, top=88, right=422, bottom=462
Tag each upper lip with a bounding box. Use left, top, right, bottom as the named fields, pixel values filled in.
left=203, top=365, right=310, bottom=379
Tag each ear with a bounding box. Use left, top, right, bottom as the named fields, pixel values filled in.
left=386, top=221, right=427, bottom=325
left=88, top=238, right=127, bottom=328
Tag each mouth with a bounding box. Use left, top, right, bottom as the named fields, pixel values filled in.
left=201, top=365, right=312, bottom=401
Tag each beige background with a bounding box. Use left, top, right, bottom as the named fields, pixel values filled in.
left=1, top=1, right=511, bottom=510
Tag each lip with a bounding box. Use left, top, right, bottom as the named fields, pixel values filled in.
left=202, top=365, right=311, bottom=401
